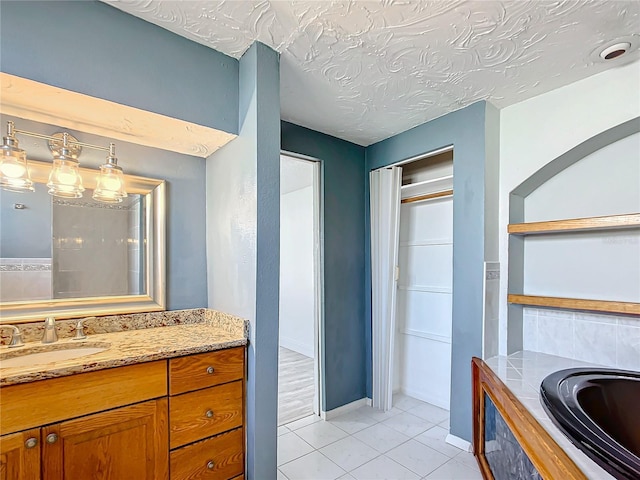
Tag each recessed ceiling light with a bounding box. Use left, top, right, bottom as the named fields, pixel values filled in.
left=600, top=42, right=632, bottom=60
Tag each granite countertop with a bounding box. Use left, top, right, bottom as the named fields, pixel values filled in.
left=484, top=350, right=614, bottom=480
left=0, top=308, right=248, bottom=387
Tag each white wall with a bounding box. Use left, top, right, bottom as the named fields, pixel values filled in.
left=499, top=60, right=640, bottom=356
left=205, top=112, right=257, bottom=325
left=279, top=184, right=315, bottom=358
left=523, top=132, right=640, bottom=303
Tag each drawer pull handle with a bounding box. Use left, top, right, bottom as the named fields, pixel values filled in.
left=205, top=409, right=214, bottom=418
left=207, top=460, right=215, bottom=470
left=25, top=437, right=38, bottom=449
left=206, top=366, right=215, bottom=374
left=46, top=433, right=58, bottom=444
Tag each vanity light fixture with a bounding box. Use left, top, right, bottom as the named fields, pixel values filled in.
left=0, top=121, right=128, bottom=203
left=46, top=132, right=85, bottom=198
left=93, top=143, right=127, bottom=203
left=0, top=121, right=34, bottom=192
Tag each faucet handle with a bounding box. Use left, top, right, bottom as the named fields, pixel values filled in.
left=73, top=316, right=95, bottom=340
left=1, top=325, right=24, bottom=348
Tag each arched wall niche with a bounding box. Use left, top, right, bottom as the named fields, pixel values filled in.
left=506, top=117, right=640, bottom=354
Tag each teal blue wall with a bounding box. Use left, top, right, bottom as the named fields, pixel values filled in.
left=0, top=1, right=238, bottom=134
left=0, top=2, right=239, bottom=310
left=0, top=186, right=52, bottom=258
left=206, top=43, right=281, bottom=480
left=247, top=43, right=281, bottom=479
left=1, top=116, right=207, bottom=310
left=366, top=102, right=489, bottom=442
left=1, top=0, right=494, bottom=457
left=281, top=121, right=367, bottom=411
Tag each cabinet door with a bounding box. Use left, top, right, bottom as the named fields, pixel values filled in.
left=42, top=398, right=168, bottom=480
left=0, top=428, right=41, bottom=480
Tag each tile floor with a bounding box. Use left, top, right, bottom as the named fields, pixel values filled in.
left=277, top=394, right=482, bottom=480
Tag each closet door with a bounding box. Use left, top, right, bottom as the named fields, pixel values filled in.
left=396, top=195, right=453, bottom=409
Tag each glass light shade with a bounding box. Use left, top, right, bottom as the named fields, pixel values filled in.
left=0, top=144, right=34, bottom=192
left=93, top=164, right=127, bottom=203
left=47, top=158, right=84, bottom=198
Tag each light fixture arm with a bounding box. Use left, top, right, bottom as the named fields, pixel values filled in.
left=11, top=122, right=112, bottom=154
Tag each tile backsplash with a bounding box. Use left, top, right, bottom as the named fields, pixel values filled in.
left=0, top=258, right=52, bottom=302
left=523, top=307, right=640, bottom=371
left=0, top=308, right=249, bottom=346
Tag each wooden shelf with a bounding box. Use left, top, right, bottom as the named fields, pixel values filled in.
left=402, top=189, right=453, bottom=204
left=508, top=294, right=640, bottom=315
left=508, top=213, right=640, bottom=235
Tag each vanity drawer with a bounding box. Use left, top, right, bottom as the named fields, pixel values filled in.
left=169, top=347, right=244, bottom=395
left=0, top=361, right=167, bottom=436
left=170, top=427, right=243, bottom=480
left=170, top=381, right=243, bottom=449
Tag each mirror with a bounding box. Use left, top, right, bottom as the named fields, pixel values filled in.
left=0, top=159, right=165, bottom=323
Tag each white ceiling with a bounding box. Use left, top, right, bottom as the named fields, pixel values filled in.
left=106, top=1, right=639, bottom=146
left=281, top=154, right=314, bottom=195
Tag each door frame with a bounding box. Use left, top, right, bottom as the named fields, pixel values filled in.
left=279, top=151, right=324, bottom=417
left=370, top=144, right=454, bottom=408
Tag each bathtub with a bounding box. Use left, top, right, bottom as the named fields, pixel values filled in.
left=540, top=368, right=640, bottom=480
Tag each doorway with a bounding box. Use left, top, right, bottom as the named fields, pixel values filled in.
left=278, top=153, right=322, bottom=425
left=394, top=149, right=453, bottom=409
left=371, top=147, right=454, bottom=412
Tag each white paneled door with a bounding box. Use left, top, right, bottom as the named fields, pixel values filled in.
left=394, top=194, right=453, bottom=409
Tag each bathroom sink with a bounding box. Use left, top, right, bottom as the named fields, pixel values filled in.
left=0, top=342, right=110, bottom=368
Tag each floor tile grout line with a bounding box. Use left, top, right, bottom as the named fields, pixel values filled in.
left=278, top=448, right=346, bottom=477
left=280, top=401, right=458, bottom=478
left=277, top=467, right=290, bottom=480
left=284, top=411, right=451, bottom=447
left=277, top=431, right=316, bottom=468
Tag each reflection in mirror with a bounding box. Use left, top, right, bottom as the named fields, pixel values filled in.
left=0, top=185, right=145, bottom=302
left=0, top=159, right=165, bottom=324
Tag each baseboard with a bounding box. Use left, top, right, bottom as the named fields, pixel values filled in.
left=279, top=336, right=314, bottom=358
left=401, top=386, right=449, bottom=411
left=321, top=398, right=368, bottom=420
left=445, top=433, right=472, bottom=453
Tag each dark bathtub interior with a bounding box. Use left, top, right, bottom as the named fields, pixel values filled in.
left=577, top=378, right=640, bottom=458
left=540, top=368, right=640, bottom=480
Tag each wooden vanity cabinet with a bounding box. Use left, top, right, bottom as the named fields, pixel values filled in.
left=0, top=428, right=40, bottom=480
left=168, top=347, right=245, bottom=480
left=0, top=346, right=246, bottom=480
left=41, top=399, right=168, bottom=480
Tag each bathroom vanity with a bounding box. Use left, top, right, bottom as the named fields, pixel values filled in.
left=0, top=310, right=247, bottom=480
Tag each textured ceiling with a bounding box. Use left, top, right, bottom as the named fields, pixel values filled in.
left=106, top=1, right=639, bottom=146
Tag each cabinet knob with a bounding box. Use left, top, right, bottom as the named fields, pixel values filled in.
left=205, top=409, right=214, bottom=418
left=206, top=366, right=215, bottom=374
left=46, top=433, right=58, bottom=444
left=25, top=437, right=38, bottom=449
left=207, top=461, right=215, bottom=470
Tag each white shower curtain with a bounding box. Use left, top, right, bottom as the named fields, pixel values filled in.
left=370, top=166, right=402, bottom=411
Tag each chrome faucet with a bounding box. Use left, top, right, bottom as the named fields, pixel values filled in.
left=1, top=325, right=24, bottom=348
left=42, top=317, right=58, bottom=344
left=73, top=316, right=95, bottom=340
